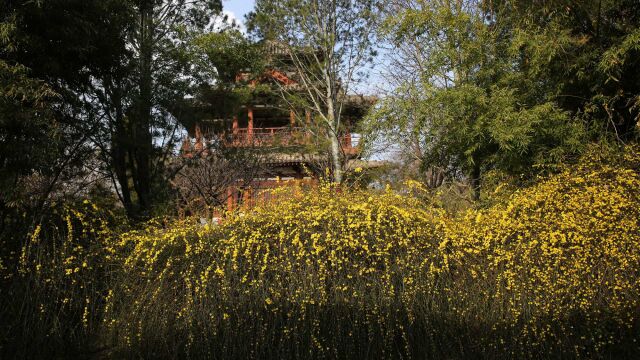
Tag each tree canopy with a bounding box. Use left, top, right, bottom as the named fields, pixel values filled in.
left=247, top=0, right=379, bottom=183
left=1, top=0, right=638, bottom=219
left=363, top=0, right=638, bottom=198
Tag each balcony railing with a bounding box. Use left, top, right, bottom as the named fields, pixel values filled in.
left=225, top=127, right=304, bottom=146
left=222, top=127, right=358, bottom=155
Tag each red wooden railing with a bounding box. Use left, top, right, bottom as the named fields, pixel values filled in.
left=223, top=127, right=357, bottom=154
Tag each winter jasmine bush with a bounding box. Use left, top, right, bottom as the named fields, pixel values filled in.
left=6, top=146, right=640, bottom=359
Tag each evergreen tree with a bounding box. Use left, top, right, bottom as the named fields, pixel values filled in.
left=110, top=0, right=223, bottom=217
left=1, top=0, right=132, bottom=225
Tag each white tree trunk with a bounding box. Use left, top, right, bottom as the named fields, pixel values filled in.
left=326, top=93, right=343, bottom=183
left=329, top=127, right=343, bottom=183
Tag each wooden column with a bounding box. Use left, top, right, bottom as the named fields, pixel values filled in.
left=242, top=187, right=252, bottom=210
left=232, top=115, right=239, bottom=145
left=226, top=187, right=234, bottom=212
left=247, top=107, right=254, bottom=143
left=232, top=115, right=239, bottom=134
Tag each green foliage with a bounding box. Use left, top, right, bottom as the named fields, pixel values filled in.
left=193, top=30, right=265, bottom=84
left=0, top=16, right=58, bottom=209
left=364, top=0, right=589, bottom=197
left=495, top=0, right=640, bottom=140
left=0, top=0, right=137, bottom=257
left=425, top=84, right=584, bottom=176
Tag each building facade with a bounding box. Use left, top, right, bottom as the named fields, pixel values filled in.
left=179, top=51, right=375, bottom=213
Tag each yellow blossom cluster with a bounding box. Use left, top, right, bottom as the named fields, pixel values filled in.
left=442, top=148, right=640, bottom=357
left=12, top=200, right=120, bottom=351
left=15, top=147, right=640, bottom=358
left=102, top=185, right=449, bottom=357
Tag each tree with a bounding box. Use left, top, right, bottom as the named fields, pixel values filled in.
left=365, top=0, right=584, bottom=199
left=172, top=143, right=267, bottom=217
left=4, top=0, right=239, bottom=219
left=192, top=29, right=266, bottom=85
left=247, top=0, right=378, bottom=183
left=125, top=0, right=225, bottom=216
left=84, top=0, right=226, bottom=218
left=0, top=15, right=57, bottom=228
left=1, top=0, right=133, bottom=225
left=491, top=0, right=640, bottom=141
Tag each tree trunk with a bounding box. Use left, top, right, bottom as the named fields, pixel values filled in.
left=112, top=87, right=134, bottom=216
left=326, top=99, right=343, bottom=183
left=132, top=0, right=154, bottom=217
left=329, top=130, right=343, bottom=183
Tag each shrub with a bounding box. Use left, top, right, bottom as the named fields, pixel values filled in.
left=1, top=201, right=122, bottom=358
left=103, top=185, right=447, bottom=358
left=102, top=147, right=640, bottom=358
left=7, top=146, right=640, bottom=359
left=442, top=147, right=640, bottom=357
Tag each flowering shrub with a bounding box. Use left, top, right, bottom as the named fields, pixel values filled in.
left=442, top=148, right=640, bottom=357
left=103, top=186, right=448, bottom=358
left=8, top=146, right=640, bottom=358
left=2, top=201, right=122, bottom=358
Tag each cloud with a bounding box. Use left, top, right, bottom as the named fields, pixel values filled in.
left=211, top=10, right=246, bottom=33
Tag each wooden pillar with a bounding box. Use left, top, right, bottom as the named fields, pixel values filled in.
left=232, top=115, right=239, bottom=134
left=242, top=187, right=252, bottom=210
left=226, top=187, right=234, bottom=212
left=247, top=107, right=254, bottom=143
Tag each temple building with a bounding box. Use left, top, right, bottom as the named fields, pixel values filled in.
left=179, top=43, right=377, bottom=212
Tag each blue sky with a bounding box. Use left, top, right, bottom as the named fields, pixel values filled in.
left=222, top=0, right=256, bottom=28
